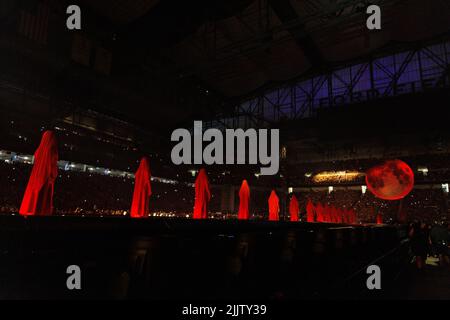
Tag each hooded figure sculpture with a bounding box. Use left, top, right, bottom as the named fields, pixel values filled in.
left=193, top=169, right=211, bottom=219
left=336, top=208, right=343, bottom=224
left=289, top=194, right=299, bottom=222
left=237, top=180, right=250, bottom=220
left=268, top=190, right=280, bottom=221
left=330, top=206, right=338, bottom=223
left=306, top=199, right=315, bottom=222
left=350, top=209, right=357, bottom=224
left=19, top=130, right=58, bottom=216
left=316, top=202, right=324, bottom=223
left=376, top=213, right=383, bottom=224
left=130, top=157, right=152, bottom=218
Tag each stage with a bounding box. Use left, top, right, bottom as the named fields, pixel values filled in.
left=0, top=215, right=408, bottom=299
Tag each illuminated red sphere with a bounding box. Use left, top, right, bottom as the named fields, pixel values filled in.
left=365, top=159, right=414, bottom=200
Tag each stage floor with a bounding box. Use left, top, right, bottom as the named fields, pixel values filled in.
left=0, top=215, right=405, bottom=299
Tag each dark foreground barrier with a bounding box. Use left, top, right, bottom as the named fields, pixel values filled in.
left=0, top=215, right=407, bottom=299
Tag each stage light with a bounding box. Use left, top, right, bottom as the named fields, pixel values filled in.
left=361, top=185, right=367, bottom=194
left=418, top=167, right=428, bottom=176
left=442, top=183, right=449, bottom=193
left=281, top=146, right=287, bottom=159
left=328, top=186, right=334, bottom=193
left=189, top=170, right=197, bottom=177
left=313, top=171, right=363, bottom=183
left=288, top=187, right=293, bottom=193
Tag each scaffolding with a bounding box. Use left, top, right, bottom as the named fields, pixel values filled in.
left=205, top=38, right=450, bottom=130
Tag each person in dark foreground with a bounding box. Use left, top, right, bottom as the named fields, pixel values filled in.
left=409, top=222, right=429, bottom=270
left=430, top=222, right=450, bottom=266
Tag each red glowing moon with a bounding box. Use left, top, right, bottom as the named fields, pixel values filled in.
left=365, top=159, right=414, bottom=200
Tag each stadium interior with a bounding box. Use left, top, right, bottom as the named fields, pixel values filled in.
left=0, top=0, right=449, bottom=301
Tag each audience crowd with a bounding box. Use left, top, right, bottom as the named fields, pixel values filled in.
left=296, top=189, right=448, bottom=224
left=1, top=161, right=448, bottom=224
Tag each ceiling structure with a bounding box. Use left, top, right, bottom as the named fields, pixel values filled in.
left=79, top=0, right=450, bottom=99
left=3, top=0, right=450, bottom=134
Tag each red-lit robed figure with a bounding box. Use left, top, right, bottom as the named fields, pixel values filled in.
left=376, top=213, right=383, bottom=224
left=268, top=190, right=279, bottom=221
left=289, top=194, right=299, bottom=222
left=306, top=199, right=315, bottom=222
left=130, top=157, right=152, bottom=218
left=19, top=130, right=58, bottom=216
left=193, top=169, right=211, bottom=219
left=238, top=180, right=250, bottom=220
left=316, top=202, right=324, bottom=222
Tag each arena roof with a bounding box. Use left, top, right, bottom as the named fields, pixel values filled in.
left=2, top=0, right=450, bottom=134
left=80, top=0, right=450, bottom=99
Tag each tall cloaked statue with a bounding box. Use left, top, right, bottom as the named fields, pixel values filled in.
left=331, top=207, right=338, bottom=223
left=376, top=213, right=383, bottom=224
left=193, top=169, right=211, bottom=219
left=130, top=157, right=152, bottom=218
left=337, top=208, right=343, bottom=223
left=237, top=180, right=250, bottom=220
left=268, top=190, right=279, bottom=221
left=19, top=130, right=58, bottom=216
left=316, top=202, right=324, bottom=223
left=349, top=208, right=356, bottom=224
left=330, top=206, right=338, bottom=223
left=289, top=194, right=299, bottom=222
left=327, top=206, right=334, bottom=223
left=306, top=199, right=315, bottom=222
left=323, top=205, right=331, bottom=223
